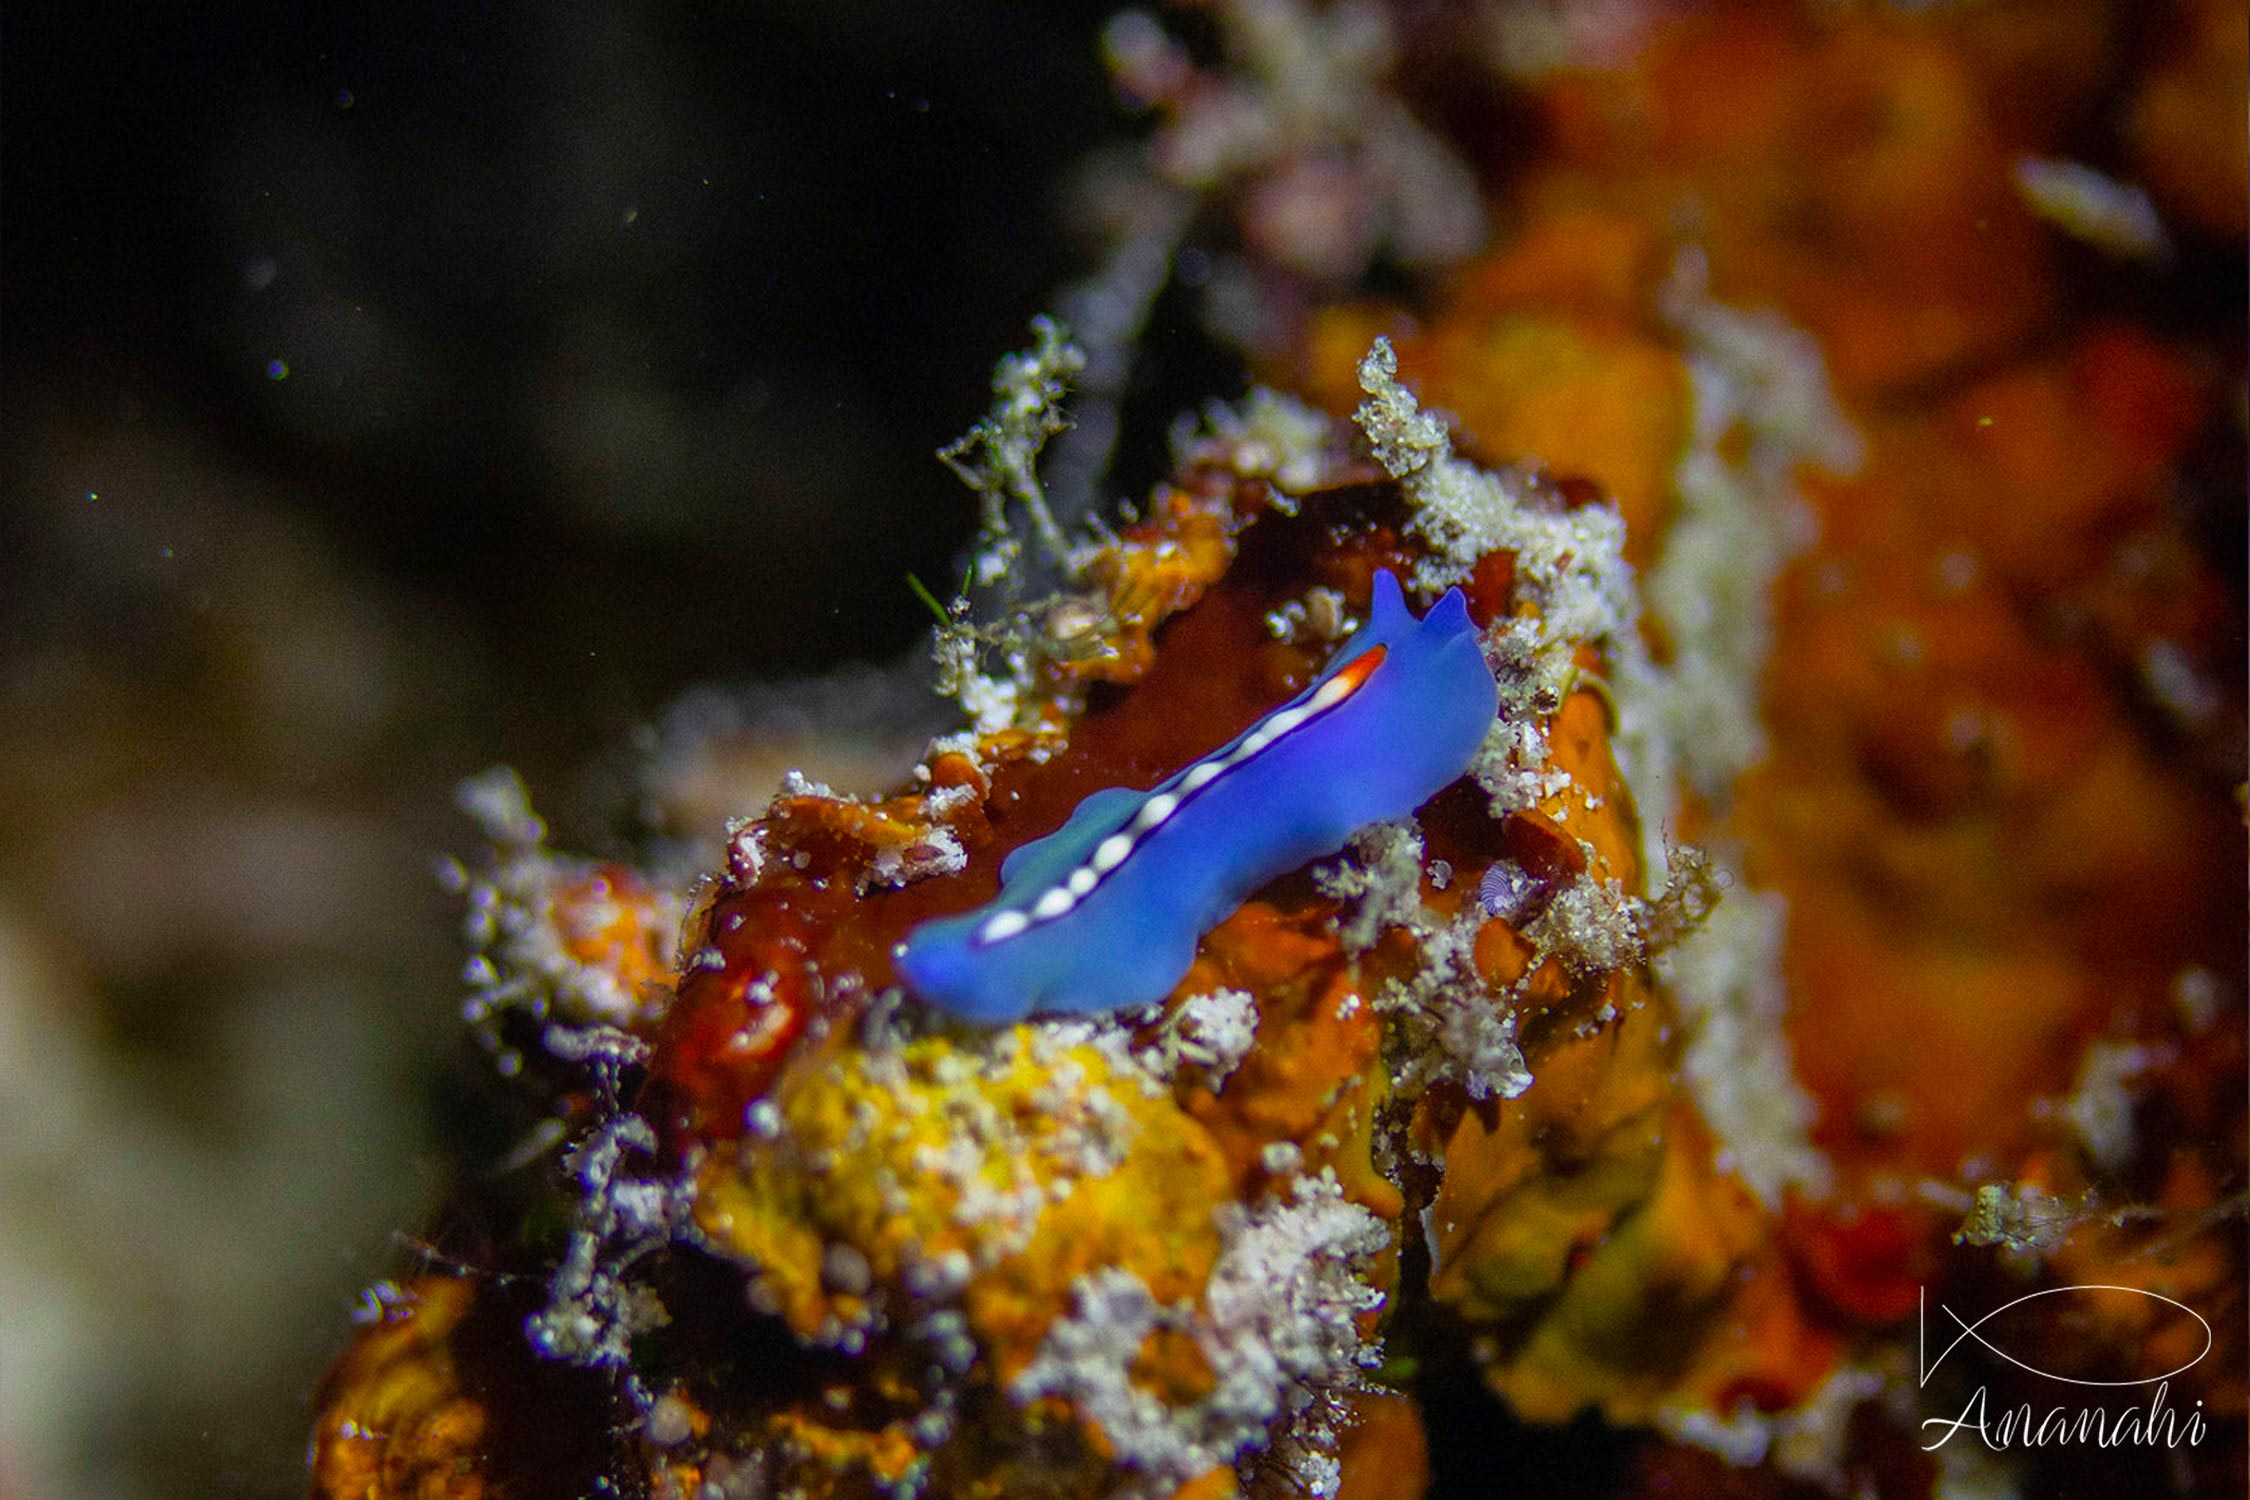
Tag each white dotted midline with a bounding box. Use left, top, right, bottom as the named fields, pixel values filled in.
left=974, top=659, right=1376, bottom=946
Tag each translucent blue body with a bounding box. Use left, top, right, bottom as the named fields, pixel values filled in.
left=897, top=571, right=1497, bottom=1023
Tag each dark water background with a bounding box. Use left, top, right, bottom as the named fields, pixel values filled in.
left=2, top=3, right=1139, bottom=1494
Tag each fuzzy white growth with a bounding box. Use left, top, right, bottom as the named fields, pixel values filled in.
left=1609, top=274, right=1852, bottom=1199
left=930, top=377, right=1354, bottom=744
left=1468, top=618, right=1574, bottom=815
left=927, top=320, right=1097, bottom=737
left=1628, top=258, right=1858, bottom=826
left=1310, top=817, right=1531, bottom=1101
left=791, top=777, right=975, bottom=895
left=453, top=766, right=684, bottom=1048
left=1658, top=1363, right=1886, bottom=1485
left=1168, top=988, right=1260, bottom=1086
left=1011, top=1267, right=1174, bottom=1468
left=944, top=637, right=1025, bottom=738
left=1314, top=820, right=1428, bottom=955
left=1010, top=1173, right=1386, bottom=1498
left=1258, top=1392, right=1350, bottom=1500
left=1357, top=340, right=1638, bottom=643
left=1353, top=341, right=1454, bottom=482
left=836, top=1028, right=1151, bottom=1263
left=864, top=823, right=967, bottom=894
left=525, top=1111, right=685, bottom=1369
left=779, top=768, right=838, bottom=800
left=1339, top=354, right=1665, bottom=1097
left=1384, top=909, right=1534, bottom=1103
left=1174, top=388, right=1348, bottom=501
left=941, top=315, right=1087, bottom=568
left=449, top=767, right=689, bottom=1383
left=1102, top=0, right=1483, bottom=287
left=1523, top=872, right=1645, bottom=978
left=2060, top=1040, right=2161, bottom=1174
left=1349, top=329, right=1829, bottom=1132
left=1655, top=889, right=1832, bottom=1207
left=1353, top=339, right=1641, bottom=820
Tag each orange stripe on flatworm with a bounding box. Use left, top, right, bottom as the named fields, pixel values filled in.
left=1331, top=643, right=1387, bottom=696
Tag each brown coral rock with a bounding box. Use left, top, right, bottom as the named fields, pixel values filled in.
left=1292, top=2, right=2242, bottom=1489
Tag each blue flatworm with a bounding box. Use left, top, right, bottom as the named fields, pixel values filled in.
left=897, top=570, right=1498, bottom=1023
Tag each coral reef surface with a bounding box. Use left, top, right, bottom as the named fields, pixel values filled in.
left=306, top=2, right=2244, bottom=1498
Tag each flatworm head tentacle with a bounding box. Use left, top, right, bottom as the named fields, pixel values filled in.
left=897, top=570, right=1497, bottom=1022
